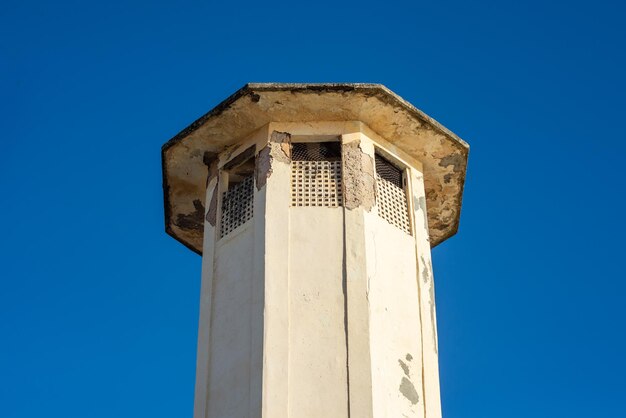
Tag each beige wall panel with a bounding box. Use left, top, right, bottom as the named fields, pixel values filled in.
left=207, top=226, right=255, bottom=418
left=288, top=207, right=349, bottom=418
left=365, top=214, right=425, bottom=418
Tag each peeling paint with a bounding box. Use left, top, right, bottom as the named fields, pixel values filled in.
left=255, top=131, right=291, bottom=190
left=399, top=377, right=419, bottom=405
left=255, top=146, right=272, bottom=191
left=414, top=195, right=429, bottom=238
left=205, top=183, right=218, bottom=227
left=398, top=359, right=410, bottom=377
left=270, top=131, right=291, bottom=162
left=439, top=153, right=465, bottom=173
left=162, top=84, right=469, bottom=254
left=421, top=255, right=438, bottom=354
left=175, top=199, right=205, bottom=232
left=342, top=141, right=376, bottom=211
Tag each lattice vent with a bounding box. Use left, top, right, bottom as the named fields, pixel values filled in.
left=291, top=160, right=343, bottom=207
left=375, top=154, right=411, bottom=234
left=221, top=175, right=254, bottom=237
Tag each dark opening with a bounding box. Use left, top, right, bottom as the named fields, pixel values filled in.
left=375, top=153, right=403, bottom=188
left=221, top=154, right=255, bottom=237
left=292, top=142, right=341, bottom=161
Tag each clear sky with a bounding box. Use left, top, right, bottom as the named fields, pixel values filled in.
left=1, top=0, right=625, bottom=417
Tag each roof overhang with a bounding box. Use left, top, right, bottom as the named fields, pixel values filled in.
left=162, top=83, right=469, bottom=254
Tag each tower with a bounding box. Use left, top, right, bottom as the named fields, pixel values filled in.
left=161, top=83, right=468, bottom=418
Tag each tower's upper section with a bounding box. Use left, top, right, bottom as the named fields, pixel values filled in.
left=162, top=83, right=469, bottom=253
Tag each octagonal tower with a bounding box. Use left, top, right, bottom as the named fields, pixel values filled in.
left=162, top=83, right=468, bottom=418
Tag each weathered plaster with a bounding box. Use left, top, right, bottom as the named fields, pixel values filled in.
left=205, top=183, right=218, bottom=227
left=162, top=83, right=468, bottom=254
left=421, top=255, right=438, bottom=354
left=410, top=168, right=443, bottom=418
left=175, top=199, right=205, bottom=232
left=255, top=131, right=291, bottom=190
left=342, top=141, right=376, bottom=211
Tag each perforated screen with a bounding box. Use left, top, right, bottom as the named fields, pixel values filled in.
left=220, top=175, right=254, bottom=237
left=291, top=160, right=342, bottom=207
left=291, top=142, right=342, bottom=207
left=375, top=154, right=410, bottom=234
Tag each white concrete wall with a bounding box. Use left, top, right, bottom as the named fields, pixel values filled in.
left=194, top=121, right=442, bottom=418
left=288, top=207, right=348, bottom=417
left=208, top=225, right=255, bottom=418
left=194, top=126, right=269, bottom=418
left=365, top=212, right=425, bottom=418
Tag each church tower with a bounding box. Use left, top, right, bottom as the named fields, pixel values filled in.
left=161, top=83, right=469, bottom=418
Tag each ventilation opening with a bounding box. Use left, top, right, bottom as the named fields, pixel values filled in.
left=221, top=154, right=255, bottom=238
left=291, top=142, right=343, bottom=207
left=375, top=153, right=411, bottom=234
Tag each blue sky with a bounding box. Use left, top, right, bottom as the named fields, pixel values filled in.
left=1, top=0, right=625, bottom=417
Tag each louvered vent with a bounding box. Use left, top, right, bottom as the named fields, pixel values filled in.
left=375, top=154, right=411, bottom=234
left=291, top=142, right=343, bottom=207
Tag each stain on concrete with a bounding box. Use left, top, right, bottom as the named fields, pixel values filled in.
left=343, top=141, right=376, bottom=211
left=175, top=199, right=205, bottom=232
left=398, top=359, right=410, bottom=377
left=255, top=131, right=291, bottom=190
left=162, top=83, right=469, bottom=254
left=249, top=92, right=260, bottom=103
left=439, top=153, right=465, bottom=173
left=205, top=183, right=219, bottom=227
left=399, top=377, right=419, bottom=405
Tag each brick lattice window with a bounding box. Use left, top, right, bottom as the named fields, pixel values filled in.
left=291, top=142, right=343, bottom=207
left=221, top=175, right=254, bottom=238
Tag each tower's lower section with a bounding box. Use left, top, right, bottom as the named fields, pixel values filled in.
left=193, top=122, right=442, bottom=418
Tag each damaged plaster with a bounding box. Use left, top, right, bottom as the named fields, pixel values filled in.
left=204, top=152, right=219, bottom=185
left=413, top=190, right=430, bottom=242
left=399, top=378, right=419, bottom=405
left=175, top=199, right=205, bottom=232
left=421, top=255, right=438, bottom=354
left=256, top=131, right=291, bottom=190
left=205, top=183, right=219, bottom=227
left=398, top=355, right=419, bottom=405
left=342, top=141, right=376, bottom=211
left=438, top=153, right=465, bottom=173
left=162, top=83, right=468, bottom=254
